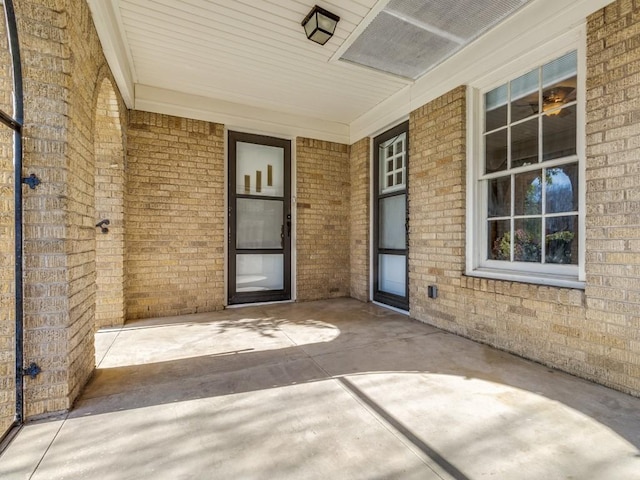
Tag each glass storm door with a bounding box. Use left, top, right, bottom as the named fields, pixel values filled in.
left=228, top=131, right=291, bottom=305
left=373, top=122, right=409, bottom=310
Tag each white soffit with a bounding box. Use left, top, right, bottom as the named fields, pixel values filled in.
left=88, top=0, right=614, bottom=144
left=88, top=0, right=409, bottom=142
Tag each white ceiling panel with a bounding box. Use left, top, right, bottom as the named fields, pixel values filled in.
left=87, top=0, right=612, bottom=143
left=93, top=0, right=410, bottom=130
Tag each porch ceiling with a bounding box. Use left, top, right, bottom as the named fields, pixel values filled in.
left=88, top=0, right=610, bottom=142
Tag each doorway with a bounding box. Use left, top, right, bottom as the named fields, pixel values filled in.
left=227, top=131, right=292, bottom=305
left=373, top=122, right=409, bottom=311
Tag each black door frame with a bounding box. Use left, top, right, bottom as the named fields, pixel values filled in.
left=227, top=131, right=292, bottom=305
left=373, top=121, right=409, bottom=311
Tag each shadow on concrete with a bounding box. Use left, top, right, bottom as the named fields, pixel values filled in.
left=74, top=299, right=640, bottom=455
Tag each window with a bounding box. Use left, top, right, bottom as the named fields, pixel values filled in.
left=380, top=134, right=406, bottom=193
left=468, top=48, right=584, bottom=288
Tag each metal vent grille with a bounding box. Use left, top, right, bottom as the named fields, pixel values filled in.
left=341, top=0, right=531, bottom=79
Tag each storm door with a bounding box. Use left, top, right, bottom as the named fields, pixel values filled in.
left=373, top=122, right=409, bottom=310
left=228, top=131, right=291, bottom=305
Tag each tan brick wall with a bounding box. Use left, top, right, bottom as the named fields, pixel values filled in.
left=95, top=78, right=125, bottom=329
left=16, top=0, right=127, bottom=417
left=409, top=87, right=470, bottom=333
left=407, top=5, right=640, bottom=397
left=126, top=111, right=225, bottom=319
left=18, top=0, right=71, bottom=418
left=296, top=138, right=350, bottom=301
left=349, top=137, right=369, bottom=302
left=0, top=5, right=16, bottom=435
left=584, top=1, right=640, bottom=393
left=65, top=0, right=104, bottom=407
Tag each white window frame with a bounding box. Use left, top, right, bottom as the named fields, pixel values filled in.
left=380, top=132, right=407, bottom=194
left=466, top=26, right=586, bottom=289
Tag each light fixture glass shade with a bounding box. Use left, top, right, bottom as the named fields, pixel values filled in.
left=302, top=5, right=340, bottom=45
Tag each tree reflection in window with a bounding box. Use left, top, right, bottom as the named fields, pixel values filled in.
left=491, top=165, right=578, bottom=264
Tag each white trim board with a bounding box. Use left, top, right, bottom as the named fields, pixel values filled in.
left=135, top=85, right=350, bottom=144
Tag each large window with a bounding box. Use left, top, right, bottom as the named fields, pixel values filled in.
left=468, top=47, right=584, bottom=288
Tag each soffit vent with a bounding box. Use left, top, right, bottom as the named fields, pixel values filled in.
left=340, top=0, right=531, bottom=80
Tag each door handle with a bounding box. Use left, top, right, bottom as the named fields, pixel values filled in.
left=286, top=214, right=292, bottom=237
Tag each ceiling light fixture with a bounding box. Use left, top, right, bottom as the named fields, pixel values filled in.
left=302, top=5, right=340, bottom=46
left=542, top=86, right=575, bottom=116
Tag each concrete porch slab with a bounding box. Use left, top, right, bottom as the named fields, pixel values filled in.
left=1, top=298, right=639, bottom=479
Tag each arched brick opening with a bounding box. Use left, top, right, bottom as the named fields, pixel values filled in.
left=94, top=78, right=125, bottom=329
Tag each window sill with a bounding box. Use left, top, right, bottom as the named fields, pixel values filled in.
left=466, top=267, right=585, bottom=290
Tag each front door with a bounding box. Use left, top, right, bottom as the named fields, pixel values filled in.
left=373, top=122, right=409, bottom=310
left=227, top=131, right=292, bottom=305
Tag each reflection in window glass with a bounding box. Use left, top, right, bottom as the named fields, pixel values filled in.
left=488, top=176, right=511, bottom=218
left=511, top=119, right=538, bottom=168
left=485, top=84, right=507, bottom=132
left=543, top=105, right=576, bottom=161
left=543, top=51, right=577, bottom=89
left=489, top=219, right=510, bottom=260
left=514, top=170, right=541, bottom=216
left=511, top=69, right=539, bottom=122
left=514, top=218, right=541, bottom=263
left=485, top=129, right=507, bottom=174
left=546, top=164, right=578, bottom=213
left=546, top=216, right=578, bottom=265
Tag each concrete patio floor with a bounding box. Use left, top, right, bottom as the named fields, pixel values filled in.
left=1, top=298, right=639, bottom=479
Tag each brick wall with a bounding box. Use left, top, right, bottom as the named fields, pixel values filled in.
left=126, top=112, right=225, bottom=319
left=584, top=1, right=640, bottom=392
left=65, top=0, right=108, bottom=406
left=0, top=5, right=16, bottom=435
left=95, top=78, right=125, bottom=329
left=349, top=137, right=369, bottom=301
left=19, top=0, right=72, bottom=417
left=409, top=87, right=471, bottom=334
left=296, top=138, right=350, bottom=301
left=16, top=0, right=127, bottom=417
left=406, top=2, right=640, bottom=397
